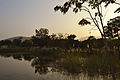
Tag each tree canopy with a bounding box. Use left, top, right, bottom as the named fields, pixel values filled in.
left=104, top=16, right=120, bottom=39
left=35, top=28, right=49, bottom=39
left=67, top=34, right=76, bottom=40
left=54, top=0, right=120, bottom=38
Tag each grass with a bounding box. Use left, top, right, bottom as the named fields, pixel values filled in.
left=0, top=48, right=30, bottom=53
left=1, top=48, right=120, bottom=78
left=58, top=52, right=120, bottom=77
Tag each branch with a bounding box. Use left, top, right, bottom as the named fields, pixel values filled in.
left=88, top=26, right=97, bottom=31
left=79, top=8, right=103, bottom=36
left=82, top=6, right=89, bottom=11
left=85, top=17, right=93, bottom=21
left=80, top=9, right=89, bottom=12
left=97, top=5, right=104, bottom=37
left=100, top=4, right=102, bottom=15
left=114, top=2, right=120, bottom=5
left=87, top=10, right=103, bottom=37
left=94, top=17, right=99, bottom=27
left=103, top=9, right=108, bottom=22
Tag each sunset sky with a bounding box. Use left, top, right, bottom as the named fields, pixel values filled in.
left=0, top=0, right=120, bottom=40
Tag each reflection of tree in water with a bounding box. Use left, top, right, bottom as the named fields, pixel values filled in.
left=13, top=55, right=22, bottom=60
left=1, top=52, right=120, bottom=79
left=12, top=54, right=34, bottom=61
left=22, top=54, right=35, bottom=61
left=31, top=57, right=57, bottom=74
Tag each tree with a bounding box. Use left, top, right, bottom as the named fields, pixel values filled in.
left=50, top=33, right=57, bottom=40
left=67, top=34, right=76, bottom=40
left=86, top=36, right=96, bottom=51
left=22, top=40, right=33, bottom=47
left=12, top=39, right=21, bottom=46
left=35, top=28, right=49, bottom=39
left=32, top=36, right=41, bottom=46
left=104, top=16, right=120, bottom=39
left=32, top=28, right=50, bottom=47
left=87, top=36, right=96, bottom=40
left=57, top=33, right=64, bottom=39
left=54, top=0, right=120, bottom=38
left=0, top=40, right=12, bottom=47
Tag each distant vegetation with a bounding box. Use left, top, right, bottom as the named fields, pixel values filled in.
left=1, top=48, right=120, bottom=79
left=0, top=28, right=120, bottom=54
left=1, top=0, right=120, bottom=54
left=0, top=28, right=78, bottom=49
left=0, top=0, right=120, bottom=54
left=1, top=0, right=120, bottom=79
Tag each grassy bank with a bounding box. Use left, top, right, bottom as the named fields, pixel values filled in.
left=1, top=48, right=120, bottom=78
left=56, top=52, right=120, bottom=77
left=0, top=48, right=30, bottom=53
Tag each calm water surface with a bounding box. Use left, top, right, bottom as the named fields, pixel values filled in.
left=0, top=54, right=115, bottom=80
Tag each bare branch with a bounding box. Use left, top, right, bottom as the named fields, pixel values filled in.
left=114, top=2, right=120, bottom=5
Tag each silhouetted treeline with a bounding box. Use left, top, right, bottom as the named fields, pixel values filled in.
left=0, top=28, right=78, bottom=49
left=0, top=28, right=120, bottom=53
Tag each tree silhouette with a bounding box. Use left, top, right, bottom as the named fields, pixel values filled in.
left=22, top=40, right=33, bottom=47
left=57, top=33, right=64, bottom=39
left=54, top=0, right=120, bottom=38
left=87, top=36, right=96, bottom=41
left=50, top=33, right=57, bottom=40
left=32, top=28, right=50, bottom=47
left=35, top=28, right=49, bottom=39
left=12, top=39, right=21, bottom=47
left=0, top=40, right=12, bottom=47
left=104, top=16, right=120, bottom=39
left=67, top=34, right=76, bottom=40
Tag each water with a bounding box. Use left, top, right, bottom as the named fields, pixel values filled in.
left=0, top=54, right=117, bottom=80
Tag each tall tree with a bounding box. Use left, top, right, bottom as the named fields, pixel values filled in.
left=54, top=0, right=119, bottom=38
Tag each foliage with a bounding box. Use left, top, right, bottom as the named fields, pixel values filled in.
left=78, top=18, right=91, bottom=26
left=0, top=40, right=12, bottom=46
left=87, top=36, right=96, bottom=40
left=32, top=28, right=50, bottom=47
left=67, top=34, right=76, bottom=40
left=1, top=27, right=120, bottom=53
left=50, top=33, right=57, bottom=40
left=12, top=39, right=22, bottom=46
left=22, top=40, right=33, bottom=47
left=0, top=48, right=29, bottom=53
left=58, top=53, right=120, bottom=76
left=61, top=53, right=84, bottom=74
left=86, top=54, right=120, bottom=76
left=54, top=0, right=120, bottom=38
left=35, top=28, right=49, bottom=39
left=104, top=16, right=120, bottom=39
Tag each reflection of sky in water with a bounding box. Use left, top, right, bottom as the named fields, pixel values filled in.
left=0, top=57, right=37, bottom=80
left=0, top=56, right=113, bottom=80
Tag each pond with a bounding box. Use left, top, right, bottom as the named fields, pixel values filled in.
left=0, top=53, right=119, bottom=80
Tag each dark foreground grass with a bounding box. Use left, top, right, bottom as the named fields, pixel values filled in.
left=59, top=52, right=120, bottom=78
left=0, top=48, right=30, bottom=53
left=1, top=48, right=120, bottom=79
